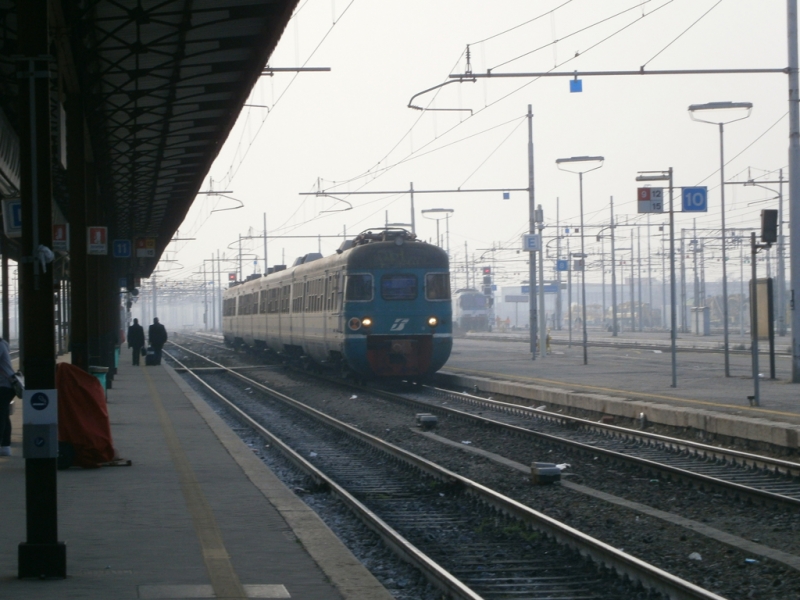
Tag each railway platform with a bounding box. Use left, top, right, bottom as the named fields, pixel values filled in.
left=445, top=331, right=800, bottom=451
left=0, top=357, right=391, bottom=599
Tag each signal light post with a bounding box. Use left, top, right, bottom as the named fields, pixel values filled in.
left=482, top=267, right=494, bottom=329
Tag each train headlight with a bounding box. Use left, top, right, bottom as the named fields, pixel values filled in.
left=427, top=316, right=438, bottom=327
left=361, top=317, right=373, bottom=328
left=348, top=317, right=362, bottom=331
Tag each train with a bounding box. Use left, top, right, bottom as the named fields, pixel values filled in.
left=223, top=228, right=453, bottom=379
left=452, top=288, right=491, bottom=333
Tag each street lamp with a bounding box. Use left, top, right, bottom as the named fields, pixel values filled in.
left=421, top=208, right=454, bottom=253
left=556, top=155, right=604, bottom=365
left=688, top=101, right=753, bottom=377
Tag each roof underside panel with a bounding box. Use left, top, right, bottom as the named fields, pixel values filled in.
left=67, top=0, right=298, bottom=272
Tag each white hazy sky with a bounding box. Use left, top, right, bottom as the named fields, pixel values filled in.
left=159, top=0, right=792, bottom=289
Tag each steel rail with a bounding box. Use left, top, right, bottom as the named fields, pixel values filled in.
left=165, top=345, right=482, bottom=600
left=172, top=335, right=800, bottom=500
left=421, top=385, right=800, bottom=478
left=354, top=382, right=800, bottom=509
left=166, top=341, right=728, bottom=600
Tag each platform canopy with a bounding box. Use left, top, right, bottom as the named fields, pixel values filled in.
left=0, top=0, right=298, bottom=275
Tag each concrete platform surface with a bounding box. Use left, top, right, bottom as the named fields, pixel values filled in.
left=444, top=333, right=800, bottom=450
left=0, top=357, right=391, bottom=599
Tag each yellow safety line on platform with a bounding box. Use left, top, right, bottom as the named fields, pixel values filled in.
left=443, top=366, right=800, bottom=420
left=143, top=368, right=247, bottom=599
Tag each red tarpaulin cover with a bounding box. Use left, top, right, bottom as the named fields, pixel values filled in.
left=56, top=363, right=117, bottom=468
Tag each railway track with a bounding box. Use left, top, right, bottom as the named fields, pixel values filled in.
left=370, top=385, right=800, bottom=510
left=176, top=332, right=800, bottom=507
left=166, top=340, right=726, bottom=600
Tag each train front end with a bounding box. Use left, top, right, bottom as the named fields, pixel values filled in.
left=342, top=231, right=452, bottom=379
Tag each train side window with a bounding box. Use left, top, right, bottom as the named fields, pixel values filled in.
left=260, top=290, right=267, bottom=314
left=381, top=274, right=417, bottom=301
left=425, top=273, right=450, bottom=300
left=345, top=274, right=373, bottom=301
left=292, top=284, right=303, bottom=313
left=281, top=285, right=291, bottom=313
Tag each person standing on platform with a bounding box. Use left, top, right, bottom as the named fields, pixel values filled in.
left=0, top=338, right=16, bottom=456
left=148, top=317, right=168, bottom=365
left=127, top=318, right=145, bottom=366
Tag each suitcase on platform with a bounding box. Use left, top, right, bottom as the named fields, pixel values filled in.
left=145, top=348, right=159, bottom=366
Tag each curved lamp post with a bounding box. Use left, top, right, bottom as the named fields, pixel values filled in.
left=688, top=101, right=752, bottom=377
left=556, top=155, right=604, bottom=365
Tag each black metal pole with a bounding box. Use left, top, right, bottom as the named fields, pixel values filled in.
left=750, top=233, right=760, bottom=406
left=17, top=0, right=66, bottom=578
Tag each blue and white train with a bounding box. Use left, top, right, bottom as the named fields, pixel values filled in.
left=223, top=229, right=453, bottom=379
left=452, top=288, right=491, bottom=333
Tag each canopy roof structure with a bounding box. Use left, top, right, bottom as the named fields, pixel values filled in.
left=0, top=0, right=298, bottom=275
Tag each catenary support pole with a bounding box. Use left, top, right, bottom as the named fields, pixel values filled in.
left=537, top=204, right=546, bottom=357
left=610, top=197, right=618, bottom=336
left=580, top=172, right=588, bottom=364
left=719, top=122, right=732, bottom=375
left=669, top=168, right=678, bottom=388
left=527, top=105, right=537, bottom=360
left=556, top=198, right=562, bottom=330
left=788, top=0, right=800, bottom=381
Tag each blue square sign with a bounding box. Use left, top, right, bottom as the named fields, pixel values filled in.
left=113, top=239, right=131, bottom=258
left=682, top=187, right=708, bottom=212
left=556, top=259, right=569, bottom=272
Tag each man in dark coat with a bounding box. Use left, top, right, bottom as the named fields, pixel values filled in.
left=148, top=317, right=168, bottom=365
left=127, top=318, right=145, bottom=366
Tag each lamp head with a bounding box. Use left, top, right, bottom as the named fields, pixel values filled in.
left=688, top=101, right=753, bottom=125
left=556, top=155, right=605, bottom=174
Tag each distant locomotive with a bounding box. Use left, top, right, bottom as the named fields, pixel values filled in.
left=452, top=288, right=490, bottom=333
left=223, top=229, right=452, bottom=379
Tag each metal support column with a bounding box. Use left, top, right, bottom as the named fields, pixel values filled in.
left=86, top=160, right=101, bottom=368
left=67, top=93, right=88, bottom=372
left=17, top=0, right=66, bottom=578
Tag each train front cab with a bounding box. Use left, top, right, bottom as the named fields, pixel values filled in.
left=341, top=268, right=452, bottom=379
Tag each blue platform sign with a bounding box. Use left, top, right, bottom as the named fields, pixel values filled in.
left=1, top=198, right=21, bottom=238
left=682, top=187, right=708, bottom=212
left=112, top=239, right=131, bottom=258
left=556, top=259, right=569, bottom=272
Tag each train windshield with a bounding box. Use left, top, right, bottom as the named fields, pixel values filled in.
left=425, top=273, right=450, bottom=300
left=459, top=294, right=487, bottom=310
left=345, top=274, right=373, bottom=301
left=381, top=274, right=417, bottom=301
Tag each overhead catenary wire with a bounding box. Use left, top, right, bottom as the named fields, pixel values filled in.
left=640, top=0, right=723, bottom=69
left=490, top=0, right=673, bottom=72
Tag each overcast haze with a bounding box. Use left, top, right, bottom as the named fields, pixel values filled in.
left=159, top=0, right=791, bottom=292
